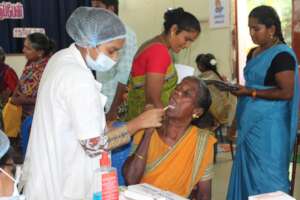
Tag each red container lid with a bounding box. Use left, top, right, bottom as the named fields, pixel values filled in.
left=100, top=151, right=110, bottom=167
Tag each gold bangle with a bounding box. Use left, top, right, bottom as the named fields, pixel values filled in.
left=251, top=89, right=257, bottom=99
left=134, top=153, right=145, bottom=160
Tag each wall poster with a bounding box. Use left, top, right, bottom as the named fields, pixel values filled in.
left=209, top=0, right=230, bottom=28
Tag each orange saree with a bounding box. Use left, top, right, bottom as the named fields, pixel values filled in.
left=131, top=126, right=217, bottom=197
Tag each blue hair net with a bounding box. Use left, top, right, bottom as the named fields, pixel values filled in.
left=0, top=130, right=9, bottom=159
left=66, top=7, right=126, bottom=47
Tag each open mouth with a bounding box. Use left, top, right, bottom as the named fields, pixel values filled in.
left=168, top=98, right=177, bottom=109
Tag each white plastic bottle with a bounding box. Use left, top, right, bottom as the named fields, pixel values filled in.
left=91, top=161, right=103, bottom=200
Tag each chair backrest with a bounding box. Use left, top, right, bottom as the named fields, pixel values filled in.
left=227, top=118, right=237, bottom=142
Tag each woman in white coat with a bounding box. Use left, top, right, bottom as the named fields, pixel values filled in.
left=21, top=7, right=164, bottom=200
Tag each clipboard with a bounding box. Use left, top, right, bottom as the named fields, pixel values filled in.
left=204, top=80, right=239, bottom=91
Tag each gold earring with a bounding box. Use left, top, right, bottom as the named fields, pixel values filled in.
left=192, top=114, right=199, bottom=119
left=171, top=30, right=176, bottom=38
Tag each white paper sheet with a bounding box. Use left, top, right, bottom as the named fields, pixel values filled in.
left=248, top=191, right=296, bottom=200
left=174, top=64, right=195, bottom=84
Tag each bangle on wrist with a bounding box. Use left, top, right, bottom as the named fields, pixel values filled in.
left=134, top=153, right=145, bottom=160
left=251, top=89, right=257, bottom=99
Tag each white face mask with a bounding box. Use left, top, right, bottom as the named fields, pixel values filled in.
left=0, top=168, right=25, bottom=200
left=85, top=48, right=117, bottom=72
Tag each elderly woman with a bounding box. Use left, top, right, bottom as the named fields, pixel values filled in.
left=123, top=77, right=216, bottom=200
left=21, top=7, right=164, bottom=200
left=11, top=33, right=55, bottom=119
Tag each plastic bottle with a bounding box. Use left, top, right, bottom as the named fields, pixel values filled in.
left=100, top=151, right=119, bottom=200
left=91, top=163, right=103, bottom=200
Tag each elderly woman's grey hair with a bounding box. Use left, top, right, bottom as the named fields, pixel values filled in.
left=184, top=76, right=212, bottom=113
left=26, top=33, right=56, bottom=57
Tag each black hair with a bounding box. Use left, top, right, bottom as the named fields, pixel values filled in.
left=163, top=7, right=201, bottom=34
left=96, top=0, right=119, bottom=14
left=27, top=33, right=56, bottom=57
left=0, top=46, right=5, bottom=63
left=249, top=5, right=285, bottom=43
left=196, top=53, right=224, bottom=80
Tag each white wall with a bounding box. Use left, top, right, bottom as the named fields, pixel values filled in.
left=6, top=0, right=233, bottom=79
left=5, top=54, right=26, bottom=78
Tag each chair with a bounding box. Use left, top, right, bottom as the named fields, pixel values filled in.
left=227, top=120, right=237, bottom=160
left=215, top=126, right=224, bottom=143
left=213, top=125, right=223, bottom=163
left=290, top=132, right=300, bottom=196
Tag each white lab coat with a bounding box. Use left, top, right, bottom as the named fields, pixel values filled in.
left=21, top=44, right=107, bottom=200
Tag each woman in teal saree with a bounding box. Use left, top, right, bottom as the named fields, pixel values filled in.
left=227, top=6, right=299, bottom=200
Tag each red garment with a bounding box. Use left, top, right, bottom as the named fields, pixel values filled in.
left=131, top=43, right=171, bottom=77
left=0, top=62, right=18, bottom=93
left=5, top=67, right=18, bottom=91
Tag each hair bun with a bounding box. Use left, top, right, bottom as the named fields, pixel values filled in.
left=164, top=7, right=185, bottom=21
left=171, top=7, right=184, bottom=14
left=163, top=7, right=200, bottom=34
